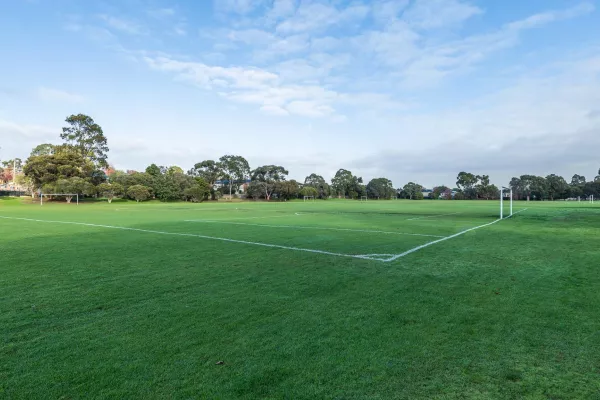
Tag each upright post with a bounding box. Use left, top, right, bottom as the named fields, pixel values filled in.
left=500, top=188, right=504, bottom=219
left=510, top=189, right=513, bottom=216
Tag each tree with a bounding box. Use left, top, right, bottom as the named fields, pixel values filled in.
left=127, top=185, right=151, bottom=202
left=219, top=155, right=250, bottom=199
left=251, top=165, right=288, bottom=200
left=183, top=178, right=210, bottom=203
left=30, top=144, right=56, bottom=157
left=402, top=182, right=424, bottom=200
left=60, top=114, right=109, bottom=168
left=300, top=186, right=319, bottom=197
left=188, top=160, right=222, bottom=200
left=97, top=182, right=124, bottom=203
left=275, top=180, right=300, bottom=200
left=145, top=164, right=162, bottom=177
left=303, top=173, right=330, bottom=199
left=431, top=186, right=450, bottom=199
left=509, top=177, right=523, bottom=200
left=456, top=172, right=478, bottom=199
left=571, top=174, right=586, bottom=186
left=331, top=169, right=363, bottom=198
left=14, top=174, right=35, bottom=197
left=546, top=174, right=568, bottom=200
left=24, top=150, right=93, bottom=188
left=166, top=166, right=184, bottom=175
left=245, top=181, right=263, bottom=200
left=55, top=177, right=96, bottom=203
left=153, top=172, right=195, bottom=202
left=366, top=178, right=395, bottom=199
left=475, top=175, right=498, bottom=200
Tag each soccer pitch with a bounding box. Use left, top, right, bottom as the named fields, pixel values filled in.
left=1, top=197, right=600, bottom=398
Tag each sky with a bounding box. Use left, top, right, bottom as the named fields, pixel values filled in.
left=1, top=0, right=599, bottom=188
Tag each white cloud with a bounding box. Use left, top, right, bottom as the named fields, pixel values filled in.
left=276, top=2, right=369, bottom=34
left=98, top=14, right=144, bottom=35
left=403, top=0, right=483, bottom=29
left=215, top=0, right=266, bottom=15
left=37, top=87, right=84, bottom=103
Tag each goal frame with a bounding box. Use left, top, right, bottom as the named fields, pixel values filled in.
left=360, top=196, right=368, bottom=201
left=500, top=187, right=513, bottom=219
left=303, top=196, right=315, bottom=202
left=40, top=193, right=79, bottom=205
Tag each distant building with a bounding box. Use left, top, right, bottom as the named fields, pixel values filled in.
left=214, top=179, right=252, bottom=194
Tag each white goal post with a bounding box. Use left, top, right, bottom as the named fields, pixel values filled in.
left=303, top=196, right=315, bottom=202
left=360, top=196, right=368, bottom=201
left=500, top=187, right=513, bottom=219
left=40, top=193, right=79, bottom=205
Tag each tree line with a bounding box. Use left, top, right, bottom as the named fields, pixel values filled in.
left=3, top=113, right=599, bottom=202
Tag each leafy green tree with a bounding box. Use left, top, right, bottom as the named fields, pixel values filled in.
left=188, top=160, right=222, bottom=200
left=24, top=149, right=93, bottom=188
left=509, top=177, right=523, bottom=200
left=300, top=186, right=319, bottom=197
left=245, top=181, right=263, bottom=200
left=303, top=173, right=330, bottom=199
left=60, top=114, right=109, bottom=168
left=475, top=175, right=498, bottom=200
left=154, top=172, right=195, bottom=202
left=546, top=174, right=568, bottom=200
left=145, top=164, right=162, bottom=176
left=111, top=172, right=154, bottom=196
left=275, top=180, right=300, bottom=200
left=219, top=155, right=250, bottom=198
left=127, top=185, right=151, bottom=202
left=30, top=144, right=56, bottom=157
left=456, top=172, right=478, bottom=199
left=571, top=174, right=586, bottom=185
left=97, top=182, right=124, bottom=203
left=184, top=178, right=210, bottom=203
left=431, top=186, right=450, bottom=199
left=366, top=178, right=395, bottom=199
left=251, top=165, right=288, bottom=201
left=166, top=166, right=184, bottom=175
left=402, top=182, right=424, bottom=200
left=331, top=169, right=363, bottom=198
left=55, top=177, right=96, bottom=203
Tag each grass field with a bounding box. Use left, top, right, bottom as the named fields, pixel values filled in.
left=1, top=197, right=600, bottom=399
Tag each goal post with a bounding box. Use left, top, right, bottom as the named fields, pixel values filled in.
left=303, top=196, right=315, bottom=202
left=360, top=196, right=368, bottom=201
left=40, top=193, right=79, bottom=205
left=500, top=187, right=513, bottom=219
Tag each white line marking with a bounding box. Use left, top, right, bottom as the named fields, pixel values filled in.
left=406, top=212, right=462, bottom=221
left=384, top=209, right=528, bottom=262
left=186, top=214, right=295, bottom=222
left=184, top=220, right=445, bottom=238
left=0, top=216, right=376, bottom=261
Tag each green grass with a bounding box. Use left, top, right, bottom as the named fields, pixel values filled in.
left=1, top=197, right=600, bottom=399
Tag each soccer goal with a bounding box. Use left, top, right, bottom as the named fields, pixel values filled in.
left=499, top=187, right=513, bottom=219
left=303, top=196, right=315, bottom=202
left=590, top=195, right=595, bottom=204
left=40, top=193, right=79, bottom=205
left=360, top=196, right=368, bottom=201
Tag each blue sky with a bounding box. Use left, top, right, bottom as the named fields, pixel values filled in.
left=1, top=0, right=599, bottom=187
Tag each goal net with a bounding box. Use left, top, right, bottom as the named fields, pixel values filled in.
left=360, top=196, right=368, bottom=201
left=40, top=193, right=79, bottom=205
left=303, top=196, right=315, bottom=202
